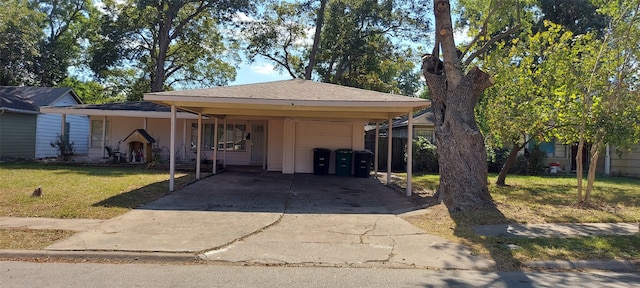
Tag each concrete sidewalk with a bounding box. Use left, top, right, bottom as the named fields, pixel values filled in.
left=473, top=223, right=639, bottom=238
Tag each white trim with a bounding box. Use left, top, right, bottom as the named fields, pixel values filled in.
left=39, top=107, right=201, bottom=119
left=145, top=94, right=430, bottom=108
left=374, top=122, right=379, bottom=173
left=406, top=109, right=413, bottom=197
left=196, top=113, right=202, bottom=180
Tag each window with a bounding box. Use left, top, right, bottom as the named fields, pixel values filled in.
left=535, top=140, right=567, bottom=158
left=90, top=120, right=109, bottom=148
left=218, top=124, right=247, bottom=151
left=190, top=123, right=214, bottom=150
left=190, top=123, right=247, bottom=151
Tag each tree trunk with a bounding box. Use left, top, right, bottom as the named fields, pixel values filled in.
left=305, top=0, right=327, bottom=80
left=496, top=141, right=523, bottom=186
left=575, top=138, right=585, bottom=203
left=584, top=143, right=601, bottom=203
left=423, top=0, right=494, bottom=211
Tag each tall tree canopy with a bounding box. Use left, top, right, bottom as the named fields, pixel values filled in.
left=0, top=0, right=92, bottom=87
left=0, top=0, right=44, bottom=86
left=243, top=0, right=430, bottom=95
left=89, top=0, right=254, bottom=100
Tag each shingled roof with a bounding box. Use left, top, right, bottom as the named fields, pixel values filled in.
left=0, top=86, right=81, bottom=113
left=145, top=79, right=430, bottom=120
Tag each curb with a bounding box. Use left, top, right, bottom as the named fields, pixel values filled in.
left=524, top=260, right=640, bottom=272
left=0, top=250, right=199, bottom=263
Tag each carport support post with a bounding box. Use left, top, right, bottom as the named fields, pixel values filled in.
left=196, top=113, right=202, bottom=180
left=102, top=116, right=107, bottom=157
left=374, top=122, right=379, bottom=174
left=386, top=117, right=392, bottom=186
left=213, top=118, right=218, bottom=174
left=169, top=104, right=176, bottom=192
left=406, top=109, right=413, bottom=197
left=223, top=118, right=227, bottom=168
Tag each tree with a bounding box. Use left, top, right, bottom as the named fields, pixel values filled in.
left=35, top=0, right=94, bottom=86
left=90, top=0, right=252, bottom=95
left=559, top=0, right=640, bottom=203
left=243, top=1, right=309, bottom=79
left=474, top=0, right=610, bottom=186
left=243, top=0, right=428, bottom=95
left=0, top=0, right=44, bottom=86
left=57, top=77, right=107, bottom=104
left=481, top=22, right=582, bottom=186
left=422, top=0, right=525, bottom=211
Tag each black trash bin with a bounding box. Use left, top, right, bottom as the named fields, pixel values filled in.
left=354, top=150, right=373, bottom=178
left=313, top=148, right=331, bottom=175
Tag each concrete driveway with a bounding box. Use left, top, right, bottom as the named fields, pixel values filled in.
left=48, top=171, right=493, bottom=269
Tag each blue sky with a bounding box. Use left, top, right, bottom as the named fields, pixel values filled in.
left=231, top=62, right=291, bottom=86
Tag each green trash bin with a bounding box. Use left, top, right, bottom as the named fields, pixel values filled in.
left=335, top=149, right=353, bottom=176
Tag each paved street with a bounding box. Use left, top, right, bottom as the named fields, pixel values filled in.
left=2, top=261, right=639, bottom=288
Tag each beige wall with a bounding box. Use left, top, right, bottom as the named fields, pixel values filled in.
left=88, top=116, right=189, bottom=163
left=268, top=118, right=284, bottom=172
left=87, top=115, right=367, bottom=173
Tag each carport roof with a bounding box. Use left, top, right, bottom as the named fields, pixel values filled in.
left=144, top=79, right=431, bottom=120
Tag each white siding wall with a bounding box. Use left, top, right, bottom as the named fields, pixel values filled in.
left=35, top=93, right=89, bottom=158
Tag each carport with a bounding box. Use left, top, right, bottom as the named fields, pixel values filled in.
left=144, top=79, right=430, bottom=196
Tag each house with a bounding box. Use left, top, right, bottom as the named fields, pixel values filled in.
left=40, top=101, right=203, bottom=164
left=0, top=87, right=88, bottom=160
left=43, top=80, right=430, bottom=195
left=605, top=144, right=640, bottom=177
left=143, top=79, right=430, bottom=192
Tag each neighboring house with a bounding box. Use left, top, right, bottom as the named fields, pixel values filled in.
left=607, top=144, right=640, bottom=177
left=41, top=101, right=203, bottom=164
left=0, top=87, right=88, bottom=160
left=364, top=108, right=435, bottom=171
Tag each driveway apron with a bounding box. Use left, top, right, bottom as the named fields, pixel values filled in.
left=48, top=171, right=493, bottom=269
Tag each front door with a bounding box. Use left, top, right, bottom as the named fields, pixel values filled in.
left=250, top=123, right=265, bottom=165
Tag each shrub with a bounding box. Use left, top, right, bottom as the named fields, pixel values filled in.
left=512, top=146, right=547, bottom=175
left=409, top=136, right=439, bottom=173
left=50, top=134, right=75, bottom=161
left=487, top=147, right=510, bottom=173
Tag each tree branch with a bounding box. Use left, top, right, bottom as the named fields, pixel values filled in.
left=464, top=24, right=521, bottom=66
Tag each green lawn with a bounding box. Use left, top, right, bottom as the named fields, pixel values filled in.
left=402, top=173, right=640, bottom=270
left=0, top=163, right=195, bottom=219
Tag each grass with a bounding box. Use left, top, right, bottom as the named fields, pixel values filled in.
left=401, top=173, right=640, bottom=270
left=0, top=162, right=195, bottom=250
left=0, top=229, right=74, bottom=250
left=0, top=163, right=195, bottom=219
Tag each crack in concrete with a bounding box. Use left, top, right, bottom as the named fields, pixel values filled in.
left=386, top=235, right=397, bottom=262
left=198, top=180, right=294, bottom=255
left=359, top=218, right=379, bottom=244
